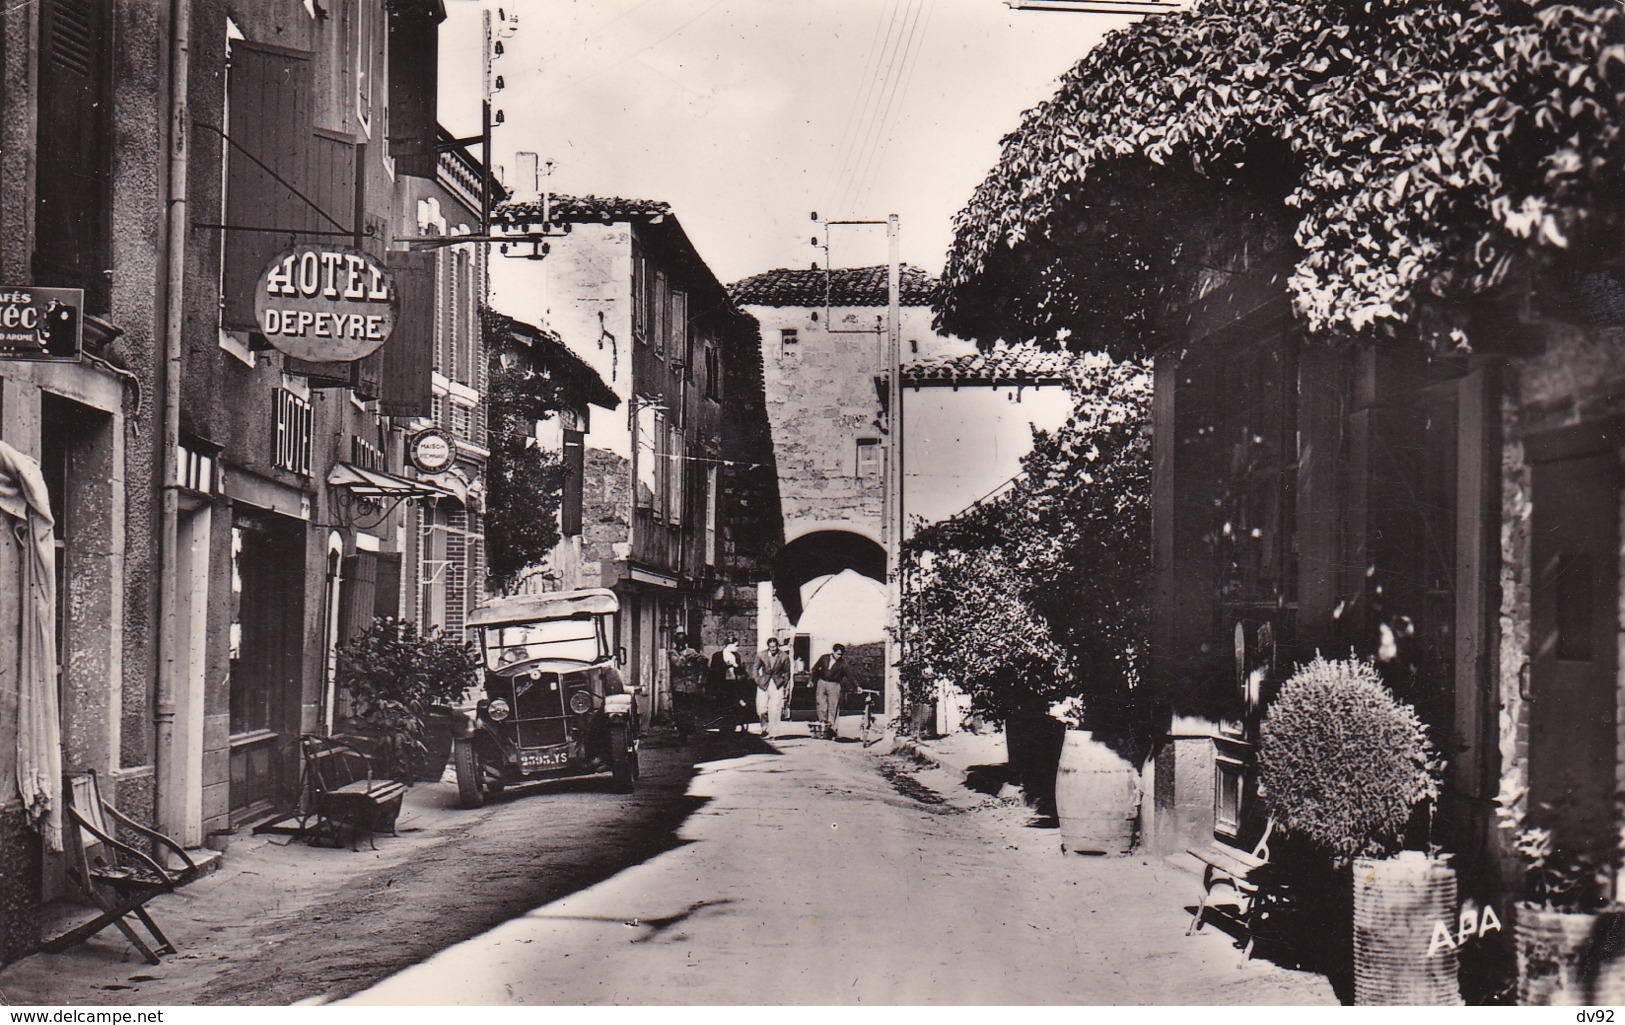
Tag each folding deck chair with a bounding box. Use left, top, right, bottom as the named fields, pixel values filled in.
left=43, top=771, right=199, bottom=965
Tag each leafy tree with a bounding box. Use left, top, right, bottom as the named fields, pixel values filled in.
left=899, top=355, right=1153, bottom=752
left=483, top=308, right=569, bottom=593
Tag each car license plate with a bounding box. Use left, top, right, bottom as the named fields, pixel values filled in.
left=521, top=749, right=569, bottom=771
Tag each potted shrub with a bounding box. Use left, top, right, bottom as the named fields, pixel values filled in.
left=334, top=617, right=481, bottom=783
left=1260, top=655, right=1455, bottom=1005
left=1497, top=776, right=1625, bottom=1005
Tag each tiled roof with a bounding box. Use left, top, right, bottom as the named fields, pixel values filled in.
left=493, top=194, right=673, bottom=224
left=728, top=265, right=939, bottom=308
left=902, top=346, right=1087, bottom=385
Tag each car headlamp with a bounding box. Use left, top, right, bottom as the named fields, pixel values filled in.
left=488, top=697, right=512, bottom=722
left=568, top=690, right=595, bottom=715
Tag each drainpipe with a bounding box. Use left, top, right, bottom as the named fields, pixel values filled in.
left=154, top=0, right=192, bottom=842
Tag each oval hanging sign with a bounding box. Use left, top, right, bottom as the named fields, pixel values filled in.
left=254, top=245, right=395, bottom=362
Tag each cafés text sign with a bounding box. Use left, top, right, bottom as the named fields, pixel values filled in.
left=254, top=246, right=395, bottom=362
left=0, top=286, right=83, bottom=362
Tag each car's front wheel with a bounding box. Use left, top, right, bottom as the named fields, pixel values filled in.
left=454, top=737, right=486, bottom=809
left=609, top=722, right=636, bottom=793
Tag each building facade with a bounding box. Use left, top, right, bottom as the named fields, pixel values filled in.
left=0, top=0, right=490, bottom=964
left=489, top=194, right=781, bottom=717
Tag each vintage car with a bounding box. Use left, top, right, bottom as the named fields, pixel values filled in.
left=453, top=588, right=639, bottom=807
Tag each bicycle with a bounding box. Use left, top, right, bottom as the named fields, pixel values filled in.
left=855, top=688, right=883, bottom=745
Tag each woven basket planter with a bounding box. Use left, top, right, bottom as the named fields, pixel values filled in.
left=1352, top=852, right=1462, bottom=1005
left=1516, top=905, right=1625, bottom=1006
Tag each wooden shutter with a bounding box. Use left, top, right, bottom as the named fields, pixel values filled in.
left=337, top=552, right=378, bottom=646
left=376, top=250, right=435, bottom=416
left=562, top=429, right=584, bottom=536
left=373, top=551, right=403, bottom=620
left=386, top=0, right=441, bottom=178
left=223, top=42, right=314, bottom=331
left=35, top=0, right=111, bottom=312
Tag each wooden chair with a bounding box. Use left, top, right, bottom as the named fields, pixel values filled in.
left=44, top=771, right=199, bottom=965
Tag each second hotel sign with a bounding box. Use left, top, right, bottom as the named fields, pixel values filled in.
left=255, top=245, right=395, bottom=362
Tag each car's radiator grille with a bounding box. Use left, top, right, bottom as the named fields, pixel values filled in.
left=512, top=718, right=568, bottom=748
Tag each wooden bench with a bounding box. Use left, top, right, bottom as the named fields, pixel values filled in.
left=1185, top=819, right=1285, bottom=959
left=301, top=735, right=408, bottom=850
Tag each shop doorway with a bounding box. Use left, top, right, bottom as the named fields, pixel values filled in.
left=1529, top=445, right=1620, bottom=881
left=229, top=509, right=305, bottom=824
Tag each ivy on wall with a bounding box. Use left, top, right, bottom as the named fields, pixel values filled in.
left=939, top=0, right=1625, bottom=352
left=483, top=308, right=568, bottom=594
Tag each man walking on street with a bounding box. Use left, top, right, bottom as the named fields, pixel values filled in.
left=754, top=637, right=791, bottom=738
left=810, top=644, right=857, bottom=740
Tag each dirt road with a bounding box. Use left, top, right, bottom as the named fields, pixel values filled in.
left=350, top=733, right=1338, bottom=1006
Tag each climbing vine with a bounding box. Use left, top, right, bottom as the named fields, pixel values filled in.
left=483, top=308, right=569, bottom=594
left=939, top=0, right=1625, bottom=351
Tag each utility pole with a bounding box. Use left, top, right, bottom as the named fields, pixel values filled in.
left=884, top=214, right=902, bottom=734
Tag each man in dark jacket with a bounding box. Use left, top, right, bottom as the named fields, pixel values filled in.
left=810, top=644, right=857, bottom=740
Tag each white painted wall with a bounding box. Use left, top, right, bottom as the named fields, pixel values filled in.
left=901, top=381, right=1075, bottom=530
left=488, top=222, right=634, bottom=461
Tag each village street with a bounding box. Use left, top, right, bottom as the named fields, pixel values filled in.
left=348, top=730, right=1335, bottom=1006
left=0, top=725, right=1334, bottom=1006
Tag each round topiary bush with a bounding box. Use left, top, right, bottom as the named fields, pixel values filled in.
left=1259, top=656, right=1440, bottom=862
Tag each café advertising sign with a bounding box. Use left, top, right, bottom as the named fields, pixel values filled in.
left=254, top=245, right=395, bottom=362
left=409, top=428, right=455, bottom=474
left=0, top=286, right=83, bottom=362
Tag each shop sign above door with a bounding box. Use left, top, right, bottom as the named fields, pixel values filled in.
left=254, top=245, right=395, bottom=362
left=0, top=286, right=82, bottom=362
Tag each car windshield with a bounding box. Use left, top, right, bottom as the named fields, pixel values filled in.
left=484, top=616, right=605, bottom=671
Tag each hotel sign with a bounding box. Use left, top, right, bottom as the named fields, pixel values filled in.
left=0, top=286, right=82, bottom=362
left=254, top=245, right=395, bottom=362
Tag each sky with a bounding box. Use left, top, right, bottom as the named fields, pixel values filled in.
left=438, top=0, right=1126, bottom=285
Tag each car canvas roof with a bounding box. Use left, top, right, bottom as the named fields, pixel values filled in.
left=467, top=588, right=619, bottom=627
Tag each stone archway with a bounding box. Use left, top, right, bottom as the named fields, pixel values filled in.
left=770, top=528, right=885, bottom=622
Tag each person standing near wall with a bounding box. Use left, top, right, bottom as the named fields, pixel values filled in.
left=754, top=637, right=791, bottom=738
left=810, top=644, right=857, bottom=740
left=668, top=632, right=706, bottom=744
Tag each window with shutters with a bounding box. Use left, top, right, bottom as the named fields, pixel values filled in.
left=652, top=271, right=670, bottom=356
left=672, top=291, right=689, bottom=374
left=454, top=248, right=473, bottom=384
left=856, top=437, right=882, bottom=479
left=562, top=428, right=585, bottom=536
left=704, top=342, right=721, bottom=401
left=35, top=0, right=112, bottom=313
left=668, top=424, right=685, bottom=527
left=635, top=404, right=657, bottom=509
left=221, top=40, right=357, bottom=334
left=632, top=249, right=648, bottom=345
left=705, top=465, right=718, bottom=567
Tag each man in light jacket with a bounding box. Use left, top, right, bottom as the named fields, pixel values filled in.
left=754, top=637, right=792, bottom=738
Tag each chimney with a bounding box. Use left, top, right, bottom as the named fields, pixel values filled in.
left=512, top=151, right=541, bottom=205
